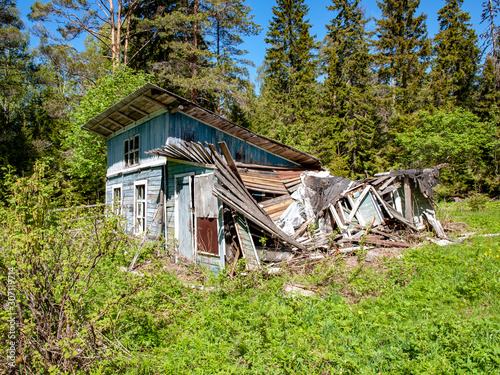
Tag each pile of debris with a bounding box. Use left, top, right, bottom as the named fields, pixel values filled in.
left=150, top=140, right=448, bottom=270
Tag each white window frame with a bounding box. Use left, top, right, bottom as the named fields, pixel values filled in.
left=111, top=183, right=122, bottom=215
left=124, top=135, right=140, bottom=168
left=134, top=180, right=148, bottom=234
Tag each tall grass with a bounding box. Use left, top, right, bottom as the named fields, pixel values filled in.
left=101, top=203, right=500, bottom=374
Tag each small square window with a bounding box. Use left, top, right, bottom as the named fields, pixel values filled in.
left=124, top=135, right=139, bottom=167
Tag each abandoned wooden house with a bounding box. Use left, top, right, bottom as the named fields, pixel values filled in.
left=83, top=83, right=448, bottom=273
left=82, top=83, right=322, bottom=272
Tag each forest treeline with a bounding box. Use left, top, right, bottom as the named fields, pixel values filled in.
left=1, top=0, right=499, bottom=203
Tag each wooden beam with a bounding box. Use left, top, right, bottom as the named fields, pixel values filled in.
left=106, top=117, right=124, bottom=128
left=218, top=141, right=243, bottom=183
left=129, top=104, right=149, bottom=116
left=143, top=95, right=169, bottom=109
left=117, top=111, right=136, bottom=123
left=97, top=125, right=113, bottom=135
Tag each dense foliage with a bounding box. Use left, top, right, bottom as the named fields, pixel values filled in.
left=0, top=0, right=498, bottom=200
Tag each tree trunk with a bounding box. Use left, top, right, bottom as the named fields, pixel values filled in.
left=191, top=0, right=199, bottom=103
left=109, top=0, right=117, bottom=69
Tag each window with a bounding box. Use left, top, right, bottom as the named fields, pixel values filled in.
left=124, top=135, right=139, bottom=167
left=134, top=183, right=146, bottom=233
left=113, top=186, right=122, bottom=215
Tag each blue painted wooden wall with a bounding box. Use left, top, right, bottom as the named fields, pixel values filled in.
left=106, top=166, right=163, bottom=235
left=168, top=112, right=296, bottom=167
left=107, top=112, right=168, bottom=174
left=105, top=109, right=300, bottom=271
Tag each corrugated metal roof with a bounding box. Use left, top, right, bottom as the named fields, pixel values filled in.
left=82, top=83, right=322, bottom=168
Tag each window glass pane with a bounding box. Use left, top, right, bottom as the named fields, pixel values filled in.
left=134, top=136, right=139, bottom=150
left=124, top=141, right=128, bottom=153
left=137, top=185, right=144, bottom=200
left=135, top=151, right=139, bottom=164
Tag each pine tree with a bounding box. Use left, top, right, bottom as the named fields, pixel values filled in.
left=255, top=0, right=318, bottom=150
left=430, top=0, right=480, bottom=108
left=478, top=1, right=500, bottom=177
left=374, top=0, right=431, bottom=115
left=29, top=0, right=140, bottom=70
left=320, top=0, right=378, bottom=177
left=129, top=0, right=259, bottom=113
left=200, top=0, right=260, bottom=116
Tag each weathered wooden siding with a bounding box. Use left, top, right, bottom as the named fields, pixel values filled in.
left=165, top=161, right=214, bottom=237
left=165, top=161, right=225, bottom=271
left=397, top=179, right=434, bottom=229
left=107, top=113, right=168, bottom=174
left=106, top=166, right=163, bottom=235
left=168, top=112, right=296, bottom=167
left=196, top=253, right=223, bottom=274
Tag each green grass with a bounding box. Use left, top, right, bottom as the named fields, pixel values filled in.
left=94, top=201, right=500, bottom=374
left=437, top=200, right=500, bottom=234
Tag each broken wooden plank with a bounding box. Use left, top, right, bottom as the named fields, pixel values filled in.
left=341, top=236, right=410, bottom=248
left=423, top=211, right=447, bottom=238
left=404, top=175, right=413, bottom=222
left=378, top=176, right=397, bottom=192
left=233, top=213, right=261, bottom=270
left=218, top=141, right=244, bottom=183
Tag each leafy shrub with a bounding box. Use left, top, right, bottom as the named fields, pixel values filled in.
left=467, top=192, right=489, bottom=211
left=0, top=164, right=152, bottom=373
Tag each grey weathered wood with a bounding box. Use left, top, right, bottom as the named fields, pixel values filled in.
left=404, top=175, right=413, bottom=221
left=378, top=176, right=397, bottom=192
left=143, top=94, right=170, bottom=109
left=107, top=117, right=124, bottom=128
left=117, top=110, right=136, bottom=123
left=129, top=104, right=149, bottom=116
left=234, top=214, right=261, bottom=270
left=194, top=174, right=218, bottom=218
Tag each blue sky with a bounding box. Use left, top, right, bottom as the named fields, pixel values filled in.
left=18, top=0, right=486, bottom=86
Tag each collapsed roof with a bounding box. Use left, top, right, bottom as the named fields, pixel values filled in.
left=149, top=140, right=448, bottom=270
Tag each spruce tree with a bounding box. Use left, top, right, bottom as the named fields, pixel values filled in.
left=478, top=1, right=500, bottom=177
left=374, top=0, right=431, bottom=115
left=255, top=0, right=318, bottom=150
left=430, top=0, right=480, bottom=108
left=320, top=0, right=378, bottom=177
left=480, top=0, right=500, bottom=64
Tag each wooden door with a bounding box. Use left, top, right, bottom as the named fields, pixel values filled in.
left=194, top=173, right=219, bottom=255
left=176, top=175, right=193, bottom=260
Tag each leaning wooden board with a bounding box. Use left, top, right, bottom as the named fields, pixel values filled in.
left=233, top=213, right=261, bottom=270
